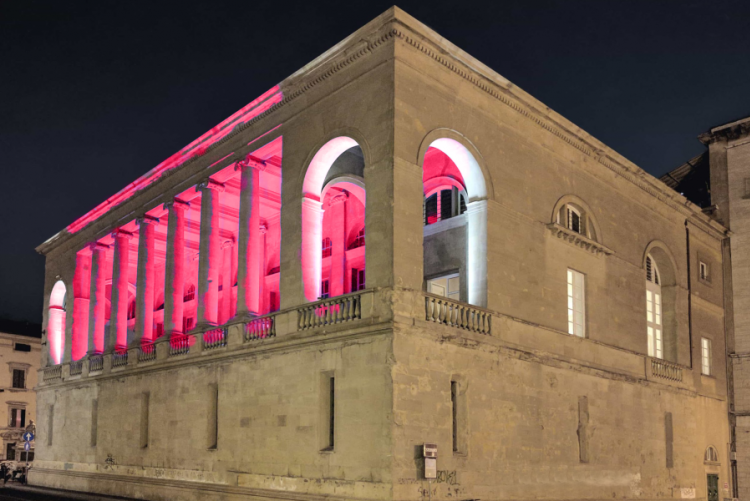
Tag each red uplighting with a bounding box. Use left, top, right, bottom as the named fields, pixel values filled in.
left=67, top=86, right=283, bottom=234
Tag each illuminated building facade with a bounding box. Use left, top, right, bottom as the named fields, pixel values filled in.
left=34, top=8, right=733, bottom=501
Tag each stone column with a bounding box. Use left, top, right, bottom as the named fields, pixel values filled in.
left=71, top=249, right=92, bottom=361
left=220, top=239, right=233, bottom=324
left=258, top=223, right=268, bottom=312
left=466, top=200, right=488, bottom=308
left=88, top=242, right=108, bottom=355
left=133, top=215, right=159, bottom=346
left=107, top=229, right=132, bottom=351
left=328, top=193, right=348, bottom=297
left=196, top=179, right=224, bottom=329
left=163, top=199, right=189, bottom=337
left=236, top=159, right=263, bottom=317
left=301, top=198, right=324, bottom=301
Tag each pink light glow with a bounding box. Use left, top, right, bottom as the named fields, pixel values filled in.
left=48, top=280, right=67, bottom=365
left=67, top=87, right=283, bottom=234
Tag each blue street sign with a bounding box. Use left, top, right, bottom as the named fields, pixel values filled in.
left=23, top=442, right=30, bottom=452
left=22, top=432, right=33, bottom=442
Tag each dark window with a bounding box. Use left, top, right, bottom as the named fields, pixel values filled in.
left=320, top=280, right=330, bottom=300
left=13, top=343, right=30, bottom=352
left=424, top=188, right=465, bottom=226
left=270, top=292, right=279, bottom=312
left=351, top=268, right=366, bottom=292
left=183, top=285, right=195, bottom=303
left=348, top=229, right=365, bottom=250
left=424, top=193, right=438, bottom=225
left=183, top=317, right=194, bottom=333
left=12, top=369, right=25, bottom=389
left=451, top=381, right=458, bottom=452
left=267, top=266, right=280, bottom=275
left=328, top=377, right=335, bottom=449
left=9, top=408, right=25, bottom=428
left=127, top=300, right=136, bottom=320
left=6, top=443, right=15, bottom=461
left=155, top=324, right=164, bottom=338
left=322, top=238, right=332, bottom=258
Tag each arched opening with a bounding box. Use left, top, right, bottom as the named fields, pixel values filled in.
left=302, top=137, right=366, bottom=301
left=705, top=446, right=719, bottom=464
left=644, top=244, right=678, bottom=362
left=552, top=196, right=601, bottom=243
left=48, top=280, right=67, bottom=365
left=421, top=137, right=487, bottom=307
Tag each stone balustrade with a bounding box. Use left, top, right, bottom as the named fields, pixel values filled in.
left=245, top=314, right=276, bottom=341
left=69, top=360, right=83, bottom=376
left=112, top=351, right=128, bottom=368
left=138, top=343, right=156, bottom=362
left=203, top=327, right=227, bottom=350
left=650, top=358, right=683, bottom=382
left=424, top=292, right=492, bottom=335
left=297, top=292, right=363, bottom=330
left=43, top=365, right=62, bottom=381
left=89, top=355, right=103, bottom=373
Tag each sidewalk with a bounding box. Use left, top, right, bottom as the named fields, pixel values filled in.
left=0, top=483, right=140, bottom=501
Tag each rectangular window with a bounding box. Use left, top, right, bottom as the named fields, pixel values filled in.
left=12, top=369, right=25, bottom=389
left=646, top=286, right=663, bottom=359
left=183, top=316, right=194, bottom=333
left=9, top=408, right=26, bottom=428
left=140, top=392, right=149, bottom=449
left=427, top=273, right=460, bottom=301
left=6, top=443, right=15, bottom=461
left=699, top=261, right=709, bottom=281
left=13, top=343, right=30, bottom=352
left=47, top=405, right=54, bottom=446
left=320, top=372, right=335, bottom=451
left=320, top=280, right=330, bottom=299
left=91, top=399, right=98, bottom=447
left=567, top=269, right=585, bottom=337
left=207, top=384, right=218, bottom=450
left=351, top=268, right=366, bottom=292
left=451, top=381, right=458, bottom=453
left=702, top=337, right=712, bottom=376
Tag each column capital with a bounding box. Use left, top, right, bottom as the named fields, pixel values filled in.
left=87, top=241, right=110, bottom=252
left=136, top=214, right=160, bottom=227
left=197, top=178, right=225, bottom=193
left=235, top=155, right=266, bottom=172
left=111, top=229, right=133, bottom=240
left=327, top=192, right=349, bottom=208
left=221, top=239, right=235, bottom=250
left=164, top=198, right=190, bottom=212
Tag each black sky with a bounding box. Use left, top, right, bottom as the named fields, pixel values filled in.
left=2, top=0, right=750, bottom=325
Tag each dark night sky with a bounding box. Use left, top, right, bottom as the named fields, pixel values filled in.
left=2, top=1, right=750, bottom=325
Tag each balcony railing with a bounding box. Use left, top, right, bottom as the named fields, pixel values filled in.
left=651, top=358, right=683, bottom=382
left=169, top=335, right=190, bottom=357
left=297, top=292, right=362, bottom=330
left=203, top=328, right=227, bottom=351
left=245, top=315, right=276, bottom=341
left=112, top=351, right=128, bottom=368
left=425, top=293, right=492, bottom=335
left=89, top=355, right=104, bottom=373
left=138, top=343, right=156, bottom=362
left=69, top=360, right=83, bottom=376
left=43, top=365, right=62, bottom=381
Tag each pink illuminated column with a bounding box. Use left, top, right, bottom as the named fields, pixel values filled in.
left=236, top=159, right=263, bottom=317
left=328, top=193, right=348, bottom=297
left=107, top=229, right=132, bottom=351
left=196, top=179, right=224, bottom=329
left=87, top=243, right=108, bottom=354
left=71, top=250, right=92, bottom=361
left=219, top=240, right=233, bottom=324
left=163, top=199, right=188, bottom=336
left=301, top=197, right=324, bottom=301
left=134, top=215, right=159, bottom=345
left=258, top=224, right=267, bottom=312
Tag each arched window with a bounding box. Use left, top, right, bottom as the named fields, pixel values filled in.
left=48, top=280, right=67, bottom=365
left=322, top=237, right=332, bottom=258
left=348, top=228, right=365, bottom=250
left=646, top=254, right=663, bottom=359
left=183, top=284, right=195, bottom=303
left=705, top=446, right=719, bottom=463
left=424, top=188, right=466, bottom=226
left=556, top=201, right=598, bottom=241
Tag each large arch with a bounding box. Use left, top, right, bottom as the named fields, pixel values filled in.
left=643, top=240, right=679, bottom=362
left=302, top=136, right=367, bottom=301
left=48, top=279, right=67, bottom=365
left=419, top=130, right=490, bottom=307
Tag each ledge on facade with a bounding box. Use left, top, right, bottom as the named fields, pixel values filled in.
left=545, top=223, right=614, bottom=256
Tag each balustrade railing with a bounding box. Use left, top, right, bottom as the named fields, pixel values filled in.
left=112, top=351, right=128, bottom=368
left=138, top=343, right=156, bottom=362
left=69, top=360, right=83, bottom=376
left=203, top=328, right=227, bottom=350
left=424, top=293, right=492, bottom=335
left=169, top=335, right=190, bottom=357
left=297, top=293, right=362, bottom=330
left=651, top=358, right=683, bottom=382
left=43, top=365, right=62, bottom=381
left=245, top=315, right=276, bottom=341
left=89, top=355, right=104, bottom=373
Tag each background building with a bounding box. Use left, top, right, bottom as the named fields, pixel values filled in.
left=0, top=319, right=40, bottom=462
left=662, top=115, right=750, bottom=500
left=33, top=8, right=732, bottom=501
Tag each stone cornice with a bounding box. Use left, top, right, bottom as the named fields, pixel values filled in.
left=699, top=116, right=750, bottom=145
left=546, top=223, right=614, bottom=257
left=37, top=7, right=727, bottom=256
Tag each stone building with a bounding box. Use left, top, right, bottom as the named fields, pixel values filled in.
left=662, top=115, right=750, bottom=499
left=0, top=320, right=41, bottom=462
left=33, top=8, right=732, bottom=501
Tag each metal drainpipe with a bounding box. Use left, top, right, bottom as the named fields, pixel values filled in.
left=685, top=219, right=693, bottom=369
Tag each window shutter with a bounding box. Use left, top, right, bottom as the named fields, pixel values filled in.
left=440, top=190, right=453, bottom=221
left=20, top=410, right=25, bottom=428
left=646, top=256, right=653, bottom=282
